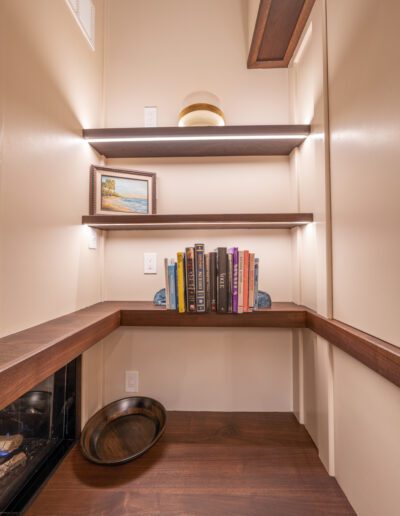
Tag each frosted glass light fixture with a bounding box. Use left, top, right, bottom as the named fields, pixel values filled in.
left=178, top=91, right=225, bottom=127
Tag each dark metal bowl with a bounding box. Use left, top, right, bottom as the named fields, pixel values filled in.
left=80, top=397, right=167, bottom=465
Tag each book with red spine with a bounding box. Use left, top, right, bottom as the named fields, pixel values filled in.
left=243, top=250, right=249, bottom=312
left=248, top=253, right=255, bottom=311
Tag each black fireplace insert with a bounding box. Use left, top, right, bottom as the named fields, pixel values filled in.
left=0, top=358, right=79, bottom=513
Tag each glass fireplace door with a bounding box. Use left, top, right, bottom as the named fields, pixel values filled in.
left=0, top=359, right=78, bottom=512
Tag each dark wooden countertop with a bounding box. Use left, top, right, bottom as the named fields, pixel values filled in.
left=0, top=301, right=398, bottom=410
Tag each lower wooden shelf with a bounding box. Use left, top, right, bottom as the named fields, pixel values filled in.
left=0, top=301, right=398, bottom=411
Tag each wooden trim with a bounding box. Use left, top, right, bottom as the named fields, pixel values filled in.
left=82, top=213, right=314, bottom=231
left=82, top=125, right=310, bottom=158
left=248, top=0, right=316, bottom=69
left=0, top=306, right=121, bottom=411
left=307, top=311, right=400, bottom=388
left=248, top=0, right=272, bottom=68
left=121, top=304, right=307, bottom=328
left=0, top=302, right=399, bottom=412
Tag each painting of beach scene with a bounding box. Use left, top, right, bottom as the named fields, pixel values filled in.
left=101, top=175, right=149, bottom=213
left=90, top=166, right=156, bottom=215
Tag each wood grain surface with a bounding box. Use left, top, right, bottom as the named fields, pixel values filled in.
left=83, top=125, right=310, bottom=158
left=0, top=302, right=399, bottom=413
left=82, top=213, right=314, bottom=231
left=26, top=412, right=355, bottom=516
left=248, top=0, right=316, bottom=68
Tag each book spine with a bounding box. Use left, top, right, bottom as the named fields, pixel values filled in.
left=248, top=253, right=255, bottom=310
left=168, top=260, right=177, bottom=310
left=217, top=247, right=228, bottom=313
left=177, top=252, right=186, bottom=313
left=227, top=251, right=233, bottom=313
left=185, top=247, right=196, bottom=312
left=195, top=243, right=206, bottom=312
left=164, top=257, right=170, bottom=309
left=209, top=251, right=217, bottom=312
left=231, top=248, right=239, bottom=313
left=253, top=257, right=259, bottom=310
left=205, top=253, right=211, bottom=312
left=243, top=250, right=249, bottom=312
left=238, top=251, right=244, bottom=314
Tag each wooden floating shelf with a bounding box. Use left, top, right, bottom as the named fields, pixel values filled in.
left=82, top=125, right=310, bottom=158
left=82, top=213, right=314, bottom=230
left=0, top=301, right=399, bottom=412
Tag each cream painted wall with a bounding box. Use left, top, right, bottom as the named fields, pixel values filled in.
left=0, top=0, right=105, bottom=336
left=101, top=327, right=292, bottom=412
left=87, top=0, right=297, bottom=414
left=325, top=0, right=400, bottom=513
left=104, top=0, right=289, bottom=127
left=327, top=0, right=400, bottom=346
left=333, top=348, right=400, bottom=516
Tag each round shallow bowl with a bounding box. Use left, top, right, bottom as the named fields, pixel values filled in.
left=80, top=397, right=167, bottom=465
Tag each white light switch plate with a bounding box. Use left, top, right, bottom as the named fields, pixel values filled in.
left=144, top=253, right=157, bottom=274
left=125, top=371, right=139, bottom=392
left=144, top=106, right=157, bottom=127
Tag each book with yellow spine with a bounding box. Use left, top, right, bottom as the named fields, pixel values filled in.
left=177, top=252, right=186, bottom=313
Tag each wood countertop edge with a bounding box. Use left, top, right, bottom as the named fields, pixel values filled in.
left=0, top=301, right=398, bottom=410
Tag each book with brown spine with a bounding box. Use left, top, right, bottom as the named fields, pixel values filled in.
left=209, top=251, right=217, bottom=311
left=205, top=253, right=211, bottom=312
left=195, top=243, right=206, bottom=312
left=185, top=247, right=196, bottom=312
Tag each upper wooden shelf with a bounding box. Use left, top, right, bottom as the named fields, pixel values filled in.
left=82, top=213, right=314, bottom=230
left=82, top=125, right=310, bottom=158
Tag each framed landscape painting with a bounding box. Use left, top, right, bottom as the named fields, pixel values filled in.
left=90, top=166, right=156, bottom=215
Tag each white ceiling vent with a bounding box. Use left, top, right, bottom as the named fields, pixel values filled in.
left=66, top=0, right=95, bottom=50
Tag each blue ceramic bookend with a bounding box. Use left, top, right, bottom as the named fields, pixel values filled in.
left=153, top=288, right=166, bottom=306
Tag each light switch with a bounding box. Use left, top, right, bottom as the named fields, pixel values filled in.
left=144, top=106, right=157, bottom=127
left=144, top=253, right=157, bottom=274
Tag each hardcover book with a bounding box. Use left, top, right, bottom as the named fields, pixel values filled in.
left=230, top=247, right=239, bottom=313
left=205, top=253, right=211, bottom=312
left=185, top=247, right=196, bottom=312
left=227, top=251, right=233, bottom=313
left=254, top=257, right=259, bottom=310
left=238, top=251, right=244, bottom=314
left=177, top=252, right=186, bottom=313
left=168, top=259, right=177, bottom=310
left=209, top=251, right=217, bottom=312
left=217, top=247, right=228, bottom=313
left=248, top=253, right=255, bottom=310
left=243, top=250, right=249, bottom=312
left=195, top=243, right=206, bottom=312
left=164, top=257, right=170, bottom=310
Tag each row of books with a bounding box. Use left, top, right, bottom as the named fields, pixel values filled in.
left=164, top=244, right=260, bottom=313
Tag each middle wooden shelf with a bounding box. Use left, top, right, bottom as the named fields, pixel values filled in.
left=82, top=213, right=314, bottom=230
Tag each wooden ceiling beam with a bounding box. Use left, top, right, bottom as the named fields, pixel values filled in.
left=248, top=0, right=316, bottom=69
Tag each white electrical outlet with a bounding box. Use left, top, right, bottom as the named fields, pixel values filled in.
left=125, top=371, right=139, bottom=392
left=144, top=106, right=157, bottom=127
left=144, top=252, right=157, bottom=274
